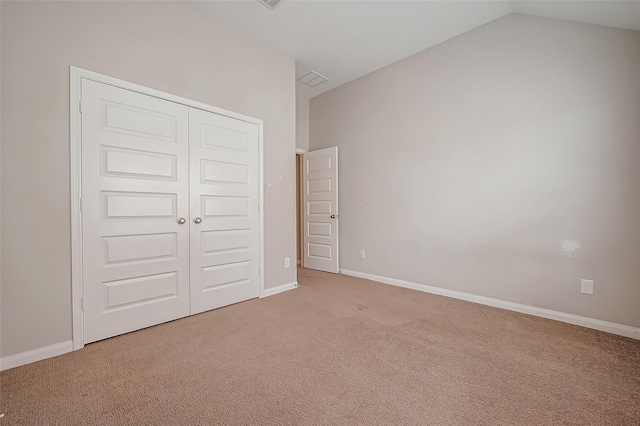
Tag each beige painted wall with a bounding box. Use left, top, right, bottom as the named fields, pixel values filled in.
left=310, top=14, right=640, bottom=328
left=1, top=1, right=297, bottom=357
left=296, top=90, right=310, bottom=151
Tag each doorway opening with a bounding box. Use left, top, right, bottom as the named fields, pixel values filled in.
left=296, top=152, right=303, bottom=267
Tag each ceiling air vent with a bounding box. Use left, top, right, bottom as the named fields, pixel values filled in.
left=297, top=71, right=328, bottom=88
left=257, top=0, right=284, bottom=10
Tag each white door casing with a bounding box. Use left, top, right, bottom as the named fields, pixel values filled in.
left=81, top=80, right=191, bottom=344
left=303, top=147, right=339, bottom=273
left=189, top=108, right=260, bottom=314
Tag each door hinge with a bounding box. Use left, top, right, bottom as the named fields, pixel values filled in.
left=81, top=297, right=84, bottom=310
left=79, top=198, right=83, bottom=212
left=79, top=99, right=83, bottom=113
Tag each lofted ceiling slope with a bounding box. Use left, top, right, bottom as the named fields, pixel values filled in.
left=193, top=1, right=640, bottom=100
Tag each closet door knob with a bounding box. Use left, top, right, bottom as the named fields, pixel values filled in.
left=193, top=217, right=202, bottom=224
left=177, top=217, right=186, bottom=225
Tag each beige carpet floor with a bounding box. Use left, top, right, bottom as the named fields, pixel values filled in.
left=1, top=268, right=639, bottom=425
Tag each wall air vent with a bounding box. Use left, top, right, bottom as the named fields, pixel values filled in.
left=297, top=71, right=328, bottom=88
left=257, top=0, right=284, bottom=10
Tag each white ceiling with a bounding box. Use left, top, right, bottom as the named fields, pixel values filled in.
left=193, top=1, right=640, bottom=100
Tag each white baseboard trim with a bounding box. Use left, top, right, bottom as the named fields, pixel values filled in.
left=260, top=281, right=299, bottom=298
left=340, top=269, right=640, bottom=340
left=0, top=340, right=74, bottom=371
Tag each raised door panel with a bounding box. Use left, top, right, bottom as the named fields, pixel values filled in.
left=102, top=146, right=177, bottom=180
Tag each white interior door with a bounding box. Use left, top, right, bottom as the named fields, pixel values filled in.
left=189, top=108, right=260, bottom=314
left=81, top=80, right=190, bottom=343
left=303, top=147, right=339, bottom=273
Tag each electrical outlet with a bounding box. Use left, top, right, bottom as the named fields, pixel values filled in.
left=284, top=257, right=291, bottom=268
left=360, top=250, right=366, bottom=260
left=581, top=279, right=594, bottom=295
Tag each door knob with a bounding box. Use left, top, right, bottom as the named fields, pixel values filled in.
left=177, top=217, right=186, bottom=225
left=330, top=214, right=337, bottom=219
left=193, top=217, right=202, bottom=224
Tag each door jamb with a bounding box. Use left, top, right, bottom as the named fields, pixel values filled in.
left=295, top=149, right=307, bottom=267
left=70, top=66, right=265, bottom=351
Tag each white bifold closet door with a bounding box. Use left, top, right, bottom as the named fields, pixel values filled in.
left=81, top=80, right=259, bottom=344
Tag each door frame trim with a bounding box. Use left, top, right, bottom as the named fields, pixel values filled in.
left=70, top=66, right=265, bottom=351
